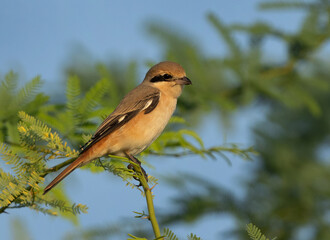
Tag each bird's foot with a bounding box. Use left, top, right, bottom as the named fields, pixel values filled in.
left=140, top=166, right=148, bottom=182
left=127, top=162, right=148, bottom=185
left=127, top=163, right=139, bottom=182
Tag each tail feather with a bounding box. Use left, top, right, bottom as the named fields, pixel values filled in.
left=43, top=154, right=88, bottom=195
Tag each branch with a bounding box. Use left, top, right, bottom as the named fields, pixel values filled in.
left=148, top=145, right=256, bottom=160
left=130, top=162, right=162, bottom=239
left=42, top=157, right=76, bottom=175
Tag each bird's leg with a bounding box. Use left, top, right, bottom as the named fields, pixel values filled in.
left=127, top=163, right=140, bottom=183
left=125, top=153, right=148, bottom=184
left=132, top=155, right=148, bottom=182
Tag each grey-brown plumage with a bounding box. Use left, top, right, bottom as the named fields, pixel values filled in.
left=43, top=61, right=191, bottom=194
left=80, top=85, right=160, bottom=154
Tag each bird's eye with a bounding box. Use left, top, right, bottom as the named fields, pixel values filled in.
left=163, top=74, right=172, bottom=79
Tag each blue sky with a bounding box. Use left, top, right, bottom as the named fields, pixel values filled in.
left=0, top=1, right=305, bottom=239
left=0, top=0, right=304, bottom=82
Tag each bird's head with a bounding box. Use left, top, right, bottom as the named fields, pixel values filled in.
left=143, top=61, right=192, bottom=98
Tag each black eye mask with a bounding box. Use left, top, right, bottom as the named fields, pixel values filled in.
left=150, top=74, right=173, bottom=82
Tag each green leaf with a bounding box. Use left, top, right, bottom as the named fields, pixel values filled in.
left=246, top=223, right=270, bottom=240
left=1, top=71, right=18, bottom=93
left=78, top=77, right=110, bottom=117
left=179, top=129, right=204, bottom=148
left=169, top=116, right=186, bottom=124
left=208, top=13, right=241, bottom=58
left=15, top=76, right=42, bottom=108
left=163, top=228, right=179, bottom=240
left=187, top=233, right=202, bottom=240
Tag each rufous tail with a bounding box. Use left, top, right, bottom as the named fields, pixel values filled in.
left=43, top=153, right=88, bottom=195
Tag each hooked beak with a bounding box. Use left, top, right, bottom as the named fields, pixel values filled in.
left=175, top=77, right=192, bottom=85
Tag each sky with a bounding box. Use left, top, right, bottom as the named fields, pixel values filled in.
left=0, top=1, right=305, bottom=239
left=0, top=0, right=304, bottom=83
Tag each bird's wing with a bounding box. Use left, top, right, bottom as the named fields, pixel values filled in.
left=80, top=85, right=160, bottom=154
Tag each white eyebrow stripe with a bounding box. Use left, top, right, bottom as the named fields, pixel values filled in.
left=142, top=99, right=153, bottom=110
left=118, top=115, right=126, bottom=123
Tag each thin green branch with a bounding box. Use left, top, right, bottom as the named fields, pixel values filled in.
left=149, top=145, right=256, bottom=160
left=42, top=157, right=76, bottom=175
left=130, top=162, right=162, bottom=239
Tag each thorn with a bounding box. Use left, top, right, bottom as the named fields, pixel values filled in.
left=142, top=215, right=150, bottom=220
left=150, top=183, right=158, bottom=191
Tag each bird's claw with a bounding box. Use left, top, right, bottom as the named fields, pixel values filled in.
left=127, top=163, right=148, bottom=185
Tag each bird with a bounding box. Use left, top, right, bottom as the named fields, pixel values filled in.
left=43, top=61, right=191, bottom=194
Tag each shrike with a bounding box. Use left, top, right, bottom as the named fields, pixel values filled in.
left=44, top=61, right=191, bottom=194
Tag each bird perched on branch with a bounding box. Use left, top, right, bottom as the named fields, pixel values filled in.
left=44, top=61, right=191, bottom=194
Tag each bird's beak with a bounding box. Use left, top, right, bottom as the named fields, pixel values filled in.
left=175, top=77, right=192, bottom=85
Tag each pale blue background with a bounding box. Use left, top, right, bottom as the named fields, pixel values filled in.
left=0, top=1, right=303, bottom=239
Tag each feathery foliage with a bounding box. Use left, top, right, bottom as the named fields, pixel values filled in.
left=38, top=74, right=112, bottom=145
left=5, top=1, right=329, bottom=238
left=1, top=69, right=257, bottom=239
left=187, top=233, right=202, bottom=240
left=246, top=223, right=270, bottom=240
left=147, top=5, right=329, bottom=122
left=0, top=111, right=86, bottom=217
left=5, top=2, right=328, bottom=237
left=145, top=1, right=330, bottom=239
left=163, top=228, right=179, bottom=240
left=161, top=229, right=203, bottom=240
left=0, top=72, right=48, bottom=143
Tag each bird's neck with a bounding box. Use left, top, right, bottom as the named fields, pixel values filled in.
left=160, top=84, right=183, bottom=99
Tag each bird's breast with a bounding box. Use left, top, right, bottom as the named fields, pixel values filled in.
left=106, top=93, right=177, bottom=156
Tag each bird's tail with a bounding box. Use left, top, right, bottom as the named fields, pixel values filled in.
left=43, top=152, right=89, bottom=195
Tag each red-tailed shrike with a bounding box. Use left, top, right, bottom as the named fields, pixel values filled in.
left=44, top=61, right=191, bottom=194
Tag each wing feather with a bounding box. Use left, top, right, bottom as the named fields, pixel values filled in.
left=80, top=85, right=160, bottom=154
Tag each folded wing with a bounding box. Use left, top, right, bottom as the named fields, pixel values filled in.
left=80, top=85, right=160, bottom=154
